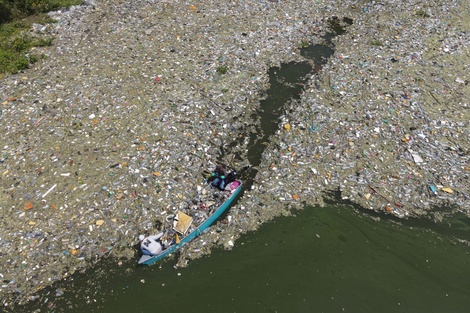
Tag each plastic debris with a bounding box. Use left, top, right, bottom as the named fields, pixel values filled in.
left=441, top=188, right=454, bottom=194
left=23, top=202, right=34, bottom=211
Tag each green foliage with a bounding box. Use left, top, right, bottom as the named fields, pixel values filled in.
left=370, top=39, right=383, bottom=46
left=11, top=34, right=31, bottom=52
left=0, top=1, right=13, bottom=24
left=14, top=55, right=30, bottom=71
left=35, top=36, right=53, bottom=47
left=216, top=65, right=228, bottom=75
left=0, top=49, right=16, bottom=73
left=0, top=0, right=82, bottom=74
left=2, top=0, right=83, bottom=19
left=415, top=10, right=430, bottom=18
left=29, top=53, right=39, bottom=63
left=298, top=39, right=309, bottom=49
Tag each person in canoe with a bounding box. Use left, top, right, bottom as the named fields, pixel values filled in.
left=210, top=164, right=227, bottom=190
left=139, top=233, right=164, bottom=255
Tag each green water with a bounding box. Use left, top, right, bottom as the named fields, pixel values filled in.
left=24, top=205, right=470, bottom=312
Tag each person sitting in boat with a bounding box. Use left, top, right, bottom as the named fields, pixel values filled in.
left=210, top=164, right=227, bottom=190
left=139, top=233, right=164, bottom=256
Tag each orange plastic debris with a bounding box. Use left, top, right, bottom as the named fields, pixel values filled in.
left=24, top=202, right=34, bottom=211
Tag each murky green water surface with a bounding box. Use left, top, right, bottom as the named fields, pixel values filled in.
left=27, top=205, right=469, bottom=313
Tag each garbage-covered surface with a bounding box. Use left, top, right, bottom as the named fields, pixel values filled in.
left=0, top=0, right=468, bottom=308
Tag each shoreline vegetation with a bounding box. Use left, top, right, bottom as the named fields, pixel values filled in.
left=0, top=0, right=82, bottom=75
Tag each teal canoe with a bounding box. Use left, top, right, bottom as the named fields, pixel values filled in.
left=138, top=178, right=243, bottom=265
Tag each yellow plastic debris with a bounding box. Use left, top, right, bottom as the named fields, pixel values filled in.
left=96, top=220, right=105, bottom=226
left=441, top=187, right=454, bottom=194
left=283, top=123, right=291, bottom=131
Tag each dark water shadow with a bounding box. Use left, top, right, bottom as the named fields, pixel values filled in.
left=241, top=17, right=349, bottom=190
